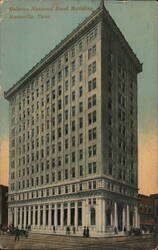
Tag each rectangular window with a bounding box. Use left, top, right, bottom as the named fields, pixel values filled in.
left=79, top=71, right=83, bottom=81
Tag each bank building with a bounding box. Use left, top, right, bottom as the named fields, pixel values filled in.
left=5, top=1, right=142, bottom=236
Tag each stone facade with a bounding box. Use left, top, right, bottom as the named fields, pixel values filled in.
left=5, top=3, right=142, bottom=236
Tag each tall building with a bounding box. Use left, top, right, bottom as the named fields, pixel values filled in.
left=5, top=2, right=142, bottom=236
left=0, top=185, right=8, bottom=227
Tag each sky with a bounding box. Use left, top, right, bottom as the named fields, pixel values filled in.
left=0, top=0, right=157, bottom=195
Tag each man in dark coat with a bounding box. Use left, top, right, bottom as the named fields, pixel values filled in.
left=15, top=226, right=20, bottom=241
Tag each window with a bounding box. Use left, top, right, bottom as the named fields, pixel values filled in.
left=79, top=86, right=83, bottom=97
left=88, top=162, right=96, bottom=174
left=72, top=167, right=75, bottom=178
left=65, top=155, right=68, bottom=164
left=65, top=169, right=68, bottom=179
left=58, top=71, right=62, bottom=82
left=90, top=208, right=96, bottom=225
left=79, top=133, right=83, bottom=144
left=72, top=121, right=75, bottom=132
left=88, top=111, right=96, bottom=125
left=58, top=85, right=62, bottom=96
left=65, top=66, right=69, bottom=77
left=65, top=80, right=68, bottom=91
left=58, top=100, right=62, bottom=110
left=88, top=45, right=96, bottom=59
left=79, top=117, right=83, bottom=129
left=65, top=110, right=68, bottom=120
left=88, top=145, right=97, bottom=157
left=52, top=76, right=55, bottom=86
left=72, top=136, right=75, bottom=147
left=79, top=149, right=83, bottom=160
left=88, top=78, right=96, bottom=91
left=79, top=54, right=83, bottom=66
left=65, top=52, right=68, bottom=62
left=88, top=127, right=96, bottom=141
left=88, top=95, right=96, bottom=108
left=88, top=61, right=96, bottom=75
left=65, top=95, right=68, bottom=105
left=65, top=124, right=68, bottom=135
left=58, top=128, right=61, bottom=138
left=72, top=91, right=75, bottom=101
left=79, top=102, right=83, bottom=113
left=72, top=184, right=75, bottom=193
left=72, top=75, right=75, bottom=86
left=58, top=171, right=61, bottom=181
left=65, top=139, right=68, bottom=149
left=72, top=106, right=75, bottom=116
left=79, top=71, right=83, bottom=81
left=71, top=61, right=75, bottom=72
left=58, top=113, right=62, bottom=124
left=52, top=172, right=55, bottom=182
left=79, top=165, right=83, bottom=176
left=72, top=152, right=75, bottom=163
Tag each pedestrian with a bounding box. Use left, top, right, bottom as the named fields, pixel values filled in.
left=15, top=226, right=20, bottom=241
left=53, top=225, right=56, bottom=233
left=86, top=227, right=89, bottom=237
left=83, top=226, right=86, bottom=237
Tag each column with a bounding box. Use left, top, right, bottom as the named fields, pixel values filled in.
left=114, top=202, right=118, bottom=229
left=54, top=203, right=57, bottom=227
left=126, top=204, right=130, bottom=231
left=20, top=207, right=23, bottom=229
left=75, top=202, right=78, bottom=229
left=33, top=206, right=35, bottom=228
left=48, top=204, right=52, bottom=228
left=82, top=200, right=86, bottom=227
left=137, top=211, right=140, bottom=228
left=134, top=206, right=137, bottom=227
left=85, top=200, right=89, bottom=226
left=110, top=210, right=113, bottom=227
left=24, top=206, right=26, bottom=229
left=43, top=205, right=46, bottom=229
left=38, top=206, right=40, bottom=227
left=102, top=199, right=105, bottom=232
left=61, top=203, right=64, bottom=228
left=14, top=207, right=17, bottom=227
left=28, top=206, right=31, bottom=226
left=8, top=207, right=13, bottom=226
left=67, top=203, right=71, bottom=226
left=97, top=198, right=102, bottom=232
left=122, top=206, right=126, bottom=231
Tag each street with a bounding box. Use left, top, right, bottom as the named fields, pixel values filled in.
left=0, top=233, right=158, bottom=249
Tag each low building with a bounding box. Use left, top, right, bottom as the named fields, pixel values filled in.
left=139, top=193, right=158, bottom=232
left=150, top=194, right=158, bottom=227
left=0, top=185, right=8, bottom=227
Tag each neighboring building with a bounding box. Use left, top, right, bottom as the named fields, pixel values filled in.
left=0, top=185, right=8, bottom=227
left=150, top=194, right=158, bottom=226
left=4, top=2, right=142, bottom=236
left=139, top=194, right=158, bottom=231
left=138, top=194, right=154, bottom=231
